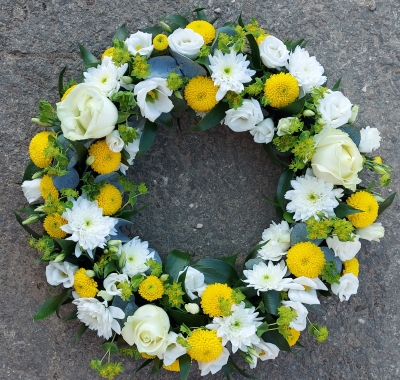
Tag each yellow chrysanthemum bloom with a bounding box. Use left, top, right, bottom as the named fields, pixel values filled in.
left=163, top=359, right=180, bottom=372
left=141, top=353, right=156, bottom=359
left=200, top=283, right=234, bottom=317
left=286, top=242, right=326, bottom=278
left=187, top=329, right=223, bottom=363
left=61, top=84, right=77, bottom=101
left=29, top=131, right=55, bottom=168
left=264, top=72, right=299, bottom=108
left=43, top=213, right=67, bottom=238
left=40, top=175, right=59, bottom=201
left=346, top=191, right=379, bottom=228
left=285, top=327, right=301, bottom=346
left=138, top=275, right=164, bottom=301
left=153, top=34, right=168, bottom=50
left=74, top=268, right=98, bottom=298
left=95, top=184, right=122, bottom=216
left=88, top=140, right=121, bottom=175
left=343, top=257, right=359, bottom=277
left=102, top=46, right=114, bottom=60
left=186, top=20, right=216, bottom=44
left=184, top=76, right=219, bottom=113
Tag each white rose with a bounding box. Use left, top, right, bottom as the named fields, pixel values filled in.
left=317, top=90, right=352, bottom=129
left=21, top=178, right=42, bottom=203
left=250, top=118, right=275, bottom=143
left=224, top=98, right=263, bottom=132
left=178, top=266, right=206, bottom=300
left=45, top=261, right=78, bottom=288
left=281, top=300, right=308, bottom=331
left=103, top=273, right=129, bottom=297
left=184, top=303, right=200, bottom=314
left=125, top=31, right=154, bottom=58
left=331, top=273, right=359, bottom=301
left=121, top=305, right=170, bottom=356
left=359, top=126, right=381, bottom=153
left=326, top=235, right=361, bottom=261
left=277, top=117, right=295, bottom=136
left=57, top=83, right=118, bottom=141
left=259, top=36, right=289, bottom=69
left=168, top=28, right=204, bottom=59
left=311, top=128, right=363, bottom=191
left=105, top=130, right=124, bottom=152
left=356, top=222, right=385, bottom=242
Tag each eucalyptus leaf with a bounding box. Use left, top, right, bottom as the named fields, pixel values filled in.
left=169, top=50, right=207, bottom=78
left=147, top=56, right=182, bottom=79
left=65, top=139, right=88, bottom=165
left=290, top=223, right=323, bottom=246
left=320, top=246, right=342, bottom=273
left=53, top=168, right=80, bottom=191
left=245, top=258, right=264, bottom=270
left=243, top=240, right=268, bottom=268
left=338, top=125, right=361, bottom=146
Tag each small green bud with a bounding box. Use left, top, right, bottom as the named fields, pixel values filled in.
left=108, top=246, right=120, bottom=254
left=107, top=239, right=122, bottom=247
left=120, top=76, right=133, bottom=84
left=97, top=290, right=113, bottom=301
left=85, top=270, right=95, bottom=278
left=244, top=354, right=255, bottom=364
left=86, top=156, right=95, bottom=165
left=31, top=171, right=43, bottom=179
left=317, top=118, right=327, bottom=126
left=246, top=346, right=259, bottom=358
left=160, top=274, right=169, bottom=282
left=303, top=109, right=315, bottom=117
left=22, top=214, right=42, bottom=225
left=348, top=105, right=359, bottom=124
left=31, top=117, right=51, bottom=127
left=160, top=21, right=172, bottom=33
left=52, top=253, right=65, bottom=263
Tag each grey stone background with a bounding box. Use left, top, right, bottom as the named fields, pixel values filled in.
left=1, top=0, right=399, bottom=379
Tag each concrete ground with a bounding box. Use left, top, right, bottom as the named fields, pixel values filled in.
left=1, top=0, right=399, bottom=379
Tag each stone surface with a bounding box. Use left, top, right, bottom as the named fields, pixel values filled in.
left=1, top=0, right=400, bottom=379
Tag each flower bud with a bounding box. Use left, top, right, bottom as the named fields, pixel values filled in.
left=120, top=76, right=133, bottom=84
left=119, top=250, right=126, bottom=268
left=246, top=346, right=259, bottom=358
left=22, top=214, right=42, bottom=225
left=244, top=354, right=255, bottom=364
left=31, top=117, right=51, bottom=127
left=31, top=171, right=43, bottom=180
left=107, top=239, right=122, bottom=247
left=86, top=155, right=95, bottom=165
left=160, top=21, right=172, bottom=33
left=373, top=194, right=385, bottom=203
left=85, top=270, right=95, bottom=278
left=184, top=303, right=200, bottom=315
left=373, top=156, right=382, bottom=164
left=97, top=290, right=113, bottom=301
left=303, top=109, right=315, bottom=117
left=160, top=274, right=169, bottom=282
left=348, top=105, right=359, bottom=124
left=108, top=246, right=120, bottom=254
left=317, top=118, right=327, bottom=126
left=52, top=253, right=65, bottom=263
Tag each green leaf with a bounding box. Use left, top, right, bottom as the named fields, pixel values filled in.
left=137, top=120, right=157, bottom=158
left=164, top=14, right=189, bottom=27
left=276, top=168, right=294, bottom=211
left=66, top=139, right=88, bottom=165
left=262, top=329, right=291, bottom=351
left=275, top=96, right=307, bottom=117
left=283, top=212, right=294, bottom=223
left=243, top=240, right=268, bottom=268
left=167, top=308, right=207, bottom=328
left=256, top=321, right=269, bottom=337
left=222, top=363, right=231, bottom=380
left=17, top=205, right=40, bottom=214
left=117, top=112, right=131, bottom=123
left=171, top=96, right=189, bottom=113
left=102, top=342, right=119, bottom=354
left=334, top=202, right=362, bottom=218
left=246, top=33, right=262, bottom=70
left=263, top=144, right=289, bottom=168
left=378, top=192, right=396, bottom=216
left=22, top=160, right=42, bottom=182
left=54, top=239, right=76, bottom=256
left=13, top=211, right=42, bottom=239
left=74, top=323, right=88, bottom=343
left=63, top=310, right=77, bottom=322
left=179, top=354, right=191, bottom=380
left=33, top=289, right=69, bottom=321
left=58, top=66, right=67, bottom=98
left=262, top=290, right=281, bottom=315
left=115, top=205, right=148, bottom=220
left=140, top=26, right=164, bottom=38
left=151, top=357, right=162, bottom=374
left=190, top=102, right=230, bottom=132
left=113, top=24, right=129, bottom=42
left=259, top=191, right=280, bottom=206
left=220, top=253, right=239, bottom=267
left=332, top=78, right=341, bottom=91
left=228, top=358, right=259, bottom=379
left=194, top=8, right=207, bottom=21
left=238, top=12, right=244, bottom=27
left=192, top=258, right=239, bottom=286
left=163, top=250, right=190, bottom=281
left=104, top=260, right=118, bottom=278
left=78, top=44, right=100, bottom=67
left=135, top=359, right=153, bottom=373
left=155, top=112, right=173, bottom=129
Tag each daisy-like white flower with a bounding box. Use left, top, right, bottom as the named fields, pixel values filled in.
left=281, top=300, right=308, bottom=331
left=125, top=31, right=154, bottom=58
left=83, top=56, right=128, bottom=97
left=248, top=339, right=279, bottom=369
left=288, top=276, right=328, bottom=305
left=72, top=298, right=125, bottom=339
left=120, top=236, right=154, bottom=277
left=257, top=221, right=292, bottom=261
left=285, top=170, right=344, bottom=221
left=206, top=302, right=263, bottom=353
left=243, top=261, right=304, bottom=295
left=208, top=49, right=256, bottom=101
left=60, top=195, right=118, bottom=258
left=198, top=347, right=230, bottom=376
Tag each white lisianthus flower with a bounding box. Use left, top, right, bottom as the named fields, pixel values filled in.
left=316, top=90, right=352, bottom=129
left=356, top=222, right=385, bottom=242
left=83, top=56, right=128, bottom=97
left=185, top=303, right=200, bottom=314
left=288, top=277, right=328, bottom=305
left=206, top=302, right=263, bottom=353
left=45, top=261, right=78, bottom=288
left=134, top=77, right=174, bottom=122
left=103, top=273, right=130, bottom=298
left=331, top=273, right=359, bottom=301
left=120, top=236, right=154, bottom=277
left=359, top=126, right=381, bottom=153
left=248, top=339, right=279, bottom=369
left=281, top=300, right=308, bottom=331
left=125, top=31, right=154, bottom=58
left=243, top=261, right=304, bottom=294
left=60, top=196, right=118, bottom=258
left=177, top=266, right=206, bottom=300
left=326, top=235, right=361, bottom=261
left=57, top=83, right=118, bottom=141
left=119, top=133, right=141, bottom=174
left=198, top=347, right=230, bottom=376
left=21, top=178, right=42, bottom=203
left=224, top=98, right=263, bottom=132
left=162, top=332, right=187, bottom=365
left=285, top=170, right=344, bottom=221
left=276, top=117, right=295, bottom=136
left=249, top=118, right=275, bottom=144
left=106, top=130, right=124, bottom=152
left=209, top=49, right=256, bottom=100
left=285, top=46, right=326, bottom=94
left=259, top=36, right=289, bottom=69
left=257, top=221, right=292, bottom=261
left=168, top=28, right=204, bottom=59
left=73, top=298, right=125, bottom=339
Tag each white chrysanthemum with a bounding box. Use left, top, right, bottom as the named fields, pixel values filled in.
left=177, top=266, right=206, bottom=300
left=120, top=236, right=154, bottom=277
left=21, top=178, right=42, bottom=203
left=125, top=31, right=154, bottom=58
left=288, top=276, right=328, bottom=305
left=326, top=234, right=361, bottom=261
left=45, top=261, right=78, bottom=288
left=208, top=49, right=256, bottom=100
left=83, top=56, right=128, bottom=97
left=257, top=221, right=292, bottom=261
left=243, top=261, right=304, bottom=295
left=198, top=347, right=230, bottom=376
left=103, top=273, right=130, bottom=298
left=162, top=332, right=187, bottom=365
left=331, top=273, right=359, bottom=301
left=248, top=339, right=279, bottom=369
left=60, top=196, right=118, bottom=258
left=72, top=298, right=125, bottom=339
left=285, top=46, right=326, bottom=94
left=281, top=300, right=308, bottom=331
left=206, top=302, right=262, bottom=353
left=359, top=126, right=381, bottom=153
left=285, top=170, right=344, bottom=221
left=119, top=132, right=141, bottom=174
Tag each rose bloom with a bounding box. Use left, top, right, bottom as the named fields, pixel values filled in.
left=224, top=98, right=263, bottom=132
left=168, top=28, right=204, bottom=59
left=250, top=118, right=275, bottom=144
left=311, top=128, right=363, bottom=191
left=259, top=36, right=289, bottom=69
left=317, top=90, right=352, bottom=129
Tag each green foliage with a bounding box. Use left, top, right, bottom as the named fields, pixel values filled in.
left=131, top=54, right=151, bottom=79
left=308, top=323, right=329, bottom=343
left=110, top=91, right=137, bottom=113
left=146, top=258, right=163, bottom=277
left=34, top=100, right=59, bottom=127
left=321, top=260, right=340, bottom=285
left=81, top=173, right=106, bottom=201
left=166, top=72, right=184, bottom=91
left=112, top=39, right=131, bottom=66
left=164, top=282, right=185, bottom=308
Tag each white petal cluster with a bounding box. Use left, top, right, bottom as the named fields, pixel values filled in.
left=248, top=339, right=279, bottom=369
left=224, top=98, right=263, bottom=132
left=198, top=347, right=230, bottom=376
left=162, top=332, right=187, bottom=365
left=45, top=261, right=78, bottom=288
left=277, top=117, right=295, bottom=136
left=103, top=273, right=130, bottom=298
left=317, top=90, right=352, bottom=129
left=125, top=31, right=154, bottom=58
left=177, top=266, right=206, bottom=300
left=331, top=273, right=359, bottom=301
left=119, top=132, right=141, bottom=174
left=356, top=222, right=385, bottom=242
left=106, top=130, right=125, bottom=152
left=257, top=221, right=291, bottom=261
left=326, top=234, right=361, bottom=261
left=259, top=36, right=289, bottom=69
left=168, top=28, right=204, bottom=59
left=21, top=178, right=42, bottom=203
left=281, top=300, right=308, bottom=331
left=249, top=118, right=275, bottom=144
left=121, top=236, right=154, bottom=277
left=359, top=126, right=381, bottom=153
left=288, top=277, right=327, bottom=305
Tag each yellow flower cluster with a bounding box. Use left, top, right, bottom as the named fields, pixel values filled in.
left=101, top=47, right=114, bottom=60
left=88, top=140, right=121, bottom=175
left=201, top=283, right=234, bottom=317
left=186, top=20, right=216, bottom=44
left=74, top=268, right=98, bottom=298
left=286, top=242, right=326, bottom=278
left=346, top=191, right=378, bottom=228
left=343, top=257, right=359, bottom=277
left=163, top=359, right=180, bottom=372
left=184, top=76, right=219, bottom=113
left=138, top=276, right=164, bottom=301
left=95, top=184, right=122, bottom=216
left=61, top=85, right=77, bottom=101
left=29, top=131, right=55, bottom=168
left=153, top=34, right=168, bottom=50
left=40, top=175, right=59, bottom=201
left=264, top=72, right=299, bottom=108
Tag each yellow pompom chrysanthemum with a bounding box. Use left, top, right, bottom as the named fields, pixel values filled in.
left=138, top=276, right=164, bottom=301
left=40, top=175, right=59, bottom=201
left=61, top=85, right=77, bottom=101
left=95, top=184, right=122, bottom=216
left=284, top=327, right=301, bottom=346
left=163, top=360, right=180, bottom=372
left=200, top=283, right=234, bottom=317
left=187, top=329, right=223, bottom=363
left=264, top=72, right=299, bottom=108
left=102, top=47, right=114, bottom=60
left=184, top=76, right=219, bottom=113
left=286, top=242, right=326, bottom=278
left=43, top=213, right=67, bottom=238
left=343, top=257, right=359, bottom=277
left=74, top=268, right=98, bottom=298
left=141, top=353, right=156, bottom=359
left=88, top=140, right=121, bottom=175
left=29, top=131, right=55, bottom=168
left=186, top=20, right=216, bottom=44
left=346, top=191, right=379, bottom=228
left=153, top=34, right=169, bottom=50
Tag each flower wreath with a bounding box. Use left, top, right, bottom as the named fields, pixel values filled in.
left=16, top=9, right=396, bottom=380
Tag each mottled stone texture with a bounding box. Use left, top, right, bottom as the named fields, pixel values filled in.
left=1, top=0, right=399, bottom=379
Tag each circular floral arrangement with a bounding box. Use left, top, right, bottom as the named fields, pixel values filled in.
left=17, top=9, right=396, bottom=380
